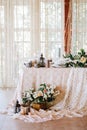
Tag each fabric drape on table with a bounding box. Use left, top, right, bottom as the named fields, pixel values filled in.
left=1, top=68, right=87, bottom=122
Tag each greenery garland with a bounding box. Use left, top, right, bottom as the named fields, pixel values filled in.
left=63, top=49, right=87, bottom=67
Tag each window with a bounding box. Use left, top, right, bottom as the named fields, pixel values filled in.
left=0, top=0, right=64, bottom=88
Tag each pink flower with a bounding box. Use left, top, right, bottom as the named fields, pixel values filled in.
left=43, top=89, right=47, bottom=93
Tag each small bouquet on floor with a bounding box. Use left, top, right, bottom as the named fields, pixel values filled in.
left=22, top=83, right=65, bottom=110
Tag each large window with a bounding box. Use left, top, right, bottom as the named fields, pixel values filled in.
left=0, top=0, right=64, bottom=88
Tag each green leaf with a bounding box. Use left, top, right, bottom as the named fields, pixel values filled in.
left=63, top=53, right=74, bottom=60
left=69, top=54, right=74, bottom=60
left=78, top=49, right=85, bottom=57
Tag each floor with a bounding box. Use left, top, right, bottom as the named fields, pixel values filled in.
left=0, top=88, right=87, bottom=130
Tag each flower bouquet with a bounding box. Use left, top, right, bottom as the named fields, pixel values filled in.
left=22, top=83, right=65, bottom=110
left=63, top=49, right=87, bottom=67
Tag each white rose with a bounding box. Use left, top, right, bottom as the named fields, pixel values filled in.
left=80, top=56, right=86, bottom=63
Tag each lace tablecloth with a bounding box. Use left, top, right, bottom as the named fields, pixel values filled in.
left=14, top=67, right=70, bottom=102
left=1, top=67, right=87, bottom=122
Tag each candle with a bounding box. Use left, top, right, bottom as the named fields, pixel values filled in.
left=59, top=48, right=61, bottom=58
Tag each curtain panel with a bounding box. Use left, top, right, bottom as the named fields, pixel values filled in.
left=64, top=0, right=72, bottom=54
left=64, top=0, right=87, bottom=54
left=0, top=0, right=64, bottom=88
left=71, top=0, right=87, bottom=54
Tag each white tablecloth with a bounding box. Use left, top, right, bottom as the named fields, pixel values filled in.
left=2, top=67, right=87, bottom=122
left=15, top=67, right=70, bottom=102
left=20, top=67, right=70, bottom=90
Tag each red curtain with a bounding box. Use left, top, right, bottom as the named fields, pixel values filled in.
left=64, top=0, right=72, bottom=54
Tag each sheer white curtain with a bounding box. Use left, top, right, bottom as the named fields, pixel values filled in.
left=72, top=0, right=87, bottom=54
left=0, top=0, right=64, bottom=88
left=40, top=0, right=64, bottom=59
left=0, top=0, right=32, bottom=88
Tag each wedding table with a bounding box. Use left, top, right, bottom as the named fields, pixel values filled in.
left=15, top=67, right=87, bottom=110
left=3, top=67, right=87, bottom=122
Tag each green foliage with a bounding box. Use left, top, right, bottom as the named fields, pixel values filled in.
left=65, top=61, right=85, bottom=68
left=22, top=97, right=28, bottom=104
left=65, top=62, right=75, bottom=67
left=38, top=83, right=46, bottom=91
left=64, top=49, right=87, bottom=67
left=78, top=49, right=86, bottom=57
left=63, top=53, right=74, bottom=60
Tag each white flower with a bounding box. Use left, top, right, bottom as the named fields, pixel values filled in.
left=29, top=97, right=33, bottom=101
left=47, top=91, right=50, bottom=95
left=73, top=60, right=79, bottom=64
left=80, top=56, right=87, bottom=63
left=26, top=92, right=30, bottom=97
left=33, top=92, right=38, bottom=98
left=48, top=94, right=50, bottom=97
left=43, top=94, right=47, bottom=100
left=51, top=89, right=54, bottom=94
left=37, top=91, right=43, bottom=97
